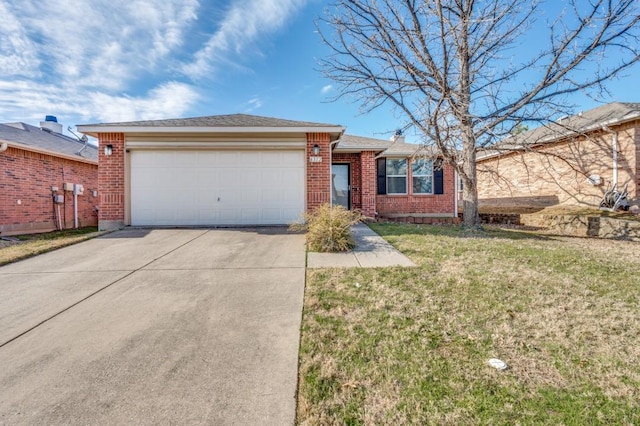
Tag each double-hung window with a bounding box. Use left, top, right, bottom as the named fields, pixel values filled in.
left=386, top=159, right=407, bottom=194
left=412, top=159, right=434, bottom=194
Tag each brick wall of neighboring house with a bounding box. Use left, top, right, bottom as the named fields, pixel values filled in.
left=332, top=153, right=362, bottom=210
left=376, top=162, right=457, bottom=217
left=97, top=132, right=126, bottom=230
left=306, top=133, right=332, bottom=211
left=0, top=146, right=98, bottom=235
left=477, top=121, right=639, bottom=210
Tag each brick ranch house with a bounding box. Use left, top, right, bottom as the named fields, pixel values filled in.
left=1, top=116, right=99, bottom=236
left=476, top=102, right=640, bottom=212
left=76, top=114, right=459, bottom=230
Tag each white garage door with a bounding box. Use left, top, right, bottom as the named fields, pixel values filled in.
left=130, top=150, right=305, bottom=226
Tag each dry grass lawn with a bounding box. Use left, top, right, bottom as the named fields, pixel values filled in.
left=0, top=227, right=101, bottom=266
left=298, top=223, right=640, bottom=425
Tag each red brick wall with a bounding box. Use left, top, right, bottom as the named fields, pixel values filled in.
left=360, top=151, right=377, bottom=217
left=376, top=161, right=456, bottom=216
left=97, top=133, right=126, bottom=229
left=329, top=151, right=377, bottom=217
left=0, top=146, right=98, bottom=235
left=332, top=153, right=362, bottom=210
left=306, top=133, right=332, bottom=211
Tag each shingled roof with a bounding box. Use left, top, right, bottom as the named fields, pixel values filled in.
left=478, top=102, right=640, bottom=161
left=80, top=113, right=340, bottom=128
left=334, top=134, right=393, bottom=151
left=0, top=122, right=98, bottom=162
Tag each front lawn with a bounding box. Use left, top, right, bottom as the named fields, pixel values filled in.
left=298, top=223, right=640, bottom=425
left=0, top=227, right=100, bottom=266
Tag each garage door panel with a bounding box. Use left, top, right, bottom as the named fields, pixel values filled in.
left=239, top=151, right=262, bottom=166
left=282, top=151, right=303, bottom=165
left=131, top=150, right=305, bottom=226
left=239, top=169, right=261, bottom=186
left=261, top=189, right=281, bottom=203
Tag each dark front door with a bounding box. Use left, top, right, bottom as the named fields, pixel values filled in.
left=332, top=164, right=350, bottom=209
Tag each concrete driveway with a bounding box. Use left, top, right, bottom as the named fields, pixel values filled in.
left=0, top=228, right=305, bottom=425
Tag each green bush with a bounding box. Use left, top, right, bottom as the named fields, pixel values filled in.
left=291, top=204, right=363, bottom=252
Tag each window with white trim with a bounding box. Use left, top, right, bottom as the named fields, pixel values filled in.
left=412, top=158, right=433, bottom=194
left=386, top=158, right=407, bottom=194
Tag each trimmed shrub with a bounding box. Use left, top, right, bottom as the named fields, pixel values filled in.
left=290, top=203, right=363, bottom=252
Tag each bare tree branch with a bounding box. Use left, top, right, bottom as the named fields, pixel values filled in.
left=318, top=0, right=640, bottom=227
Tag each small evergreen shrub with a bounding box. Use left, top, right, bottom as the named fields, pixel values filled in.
left=290, top=203, right=363, bottom=252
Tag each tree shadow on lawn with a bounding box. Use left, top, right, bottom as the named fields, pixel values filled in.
left=368, top=222, right=555, bottom=242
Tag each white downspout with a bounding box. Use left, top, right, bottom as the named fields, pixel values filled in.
left=0, top=141, right=8, bottom=153
left=74, top=188, right=79, bottom=229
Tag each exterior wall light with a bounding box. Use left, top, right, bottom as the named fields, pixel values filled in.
left=313, top=144, right=320, bottom=155
left=104, top=144, right=113, bottom=156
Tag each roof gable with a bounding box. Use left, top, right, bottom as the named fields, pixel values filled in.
left=77, top=113, right=345, bottom=140
left=79, top=113, right=340, bottom=128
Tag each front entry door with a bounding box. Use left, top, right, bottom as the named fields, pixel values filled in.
left=332, top=164, right=350, bottom=209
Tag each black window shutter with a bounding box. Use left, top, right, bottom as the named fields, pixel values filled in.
left=434, top=160, right=444, bottom=194
left=376, top=158, right=386, bottom=195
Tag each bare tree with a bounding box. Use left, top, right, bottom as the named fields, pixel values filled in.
left=318, top=0, right=640, bottom=227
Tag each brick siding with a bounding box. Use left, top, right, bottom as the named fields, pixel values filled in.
left=306, top=133, right=332, bottom=211
left=97, top=133, right=125, bottom=229
left=477, top=121, right=639, bottom=210
left=360, top=151, right=377, bottom=217
left=0, top=146, right=98, bottom=235
left=332, top=153, right=362, bottom=210
left=333, top=152, right=456, bottom=217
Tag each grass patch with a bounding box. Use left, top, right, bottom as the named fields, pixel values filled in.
left=0, top=227, right=101, bottom=266
left=298, top=223, right=640, bottom=425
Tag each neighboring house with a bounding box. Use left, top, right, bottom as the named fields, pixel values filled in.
left=0, top=116, right=99, bottom=236
left=77, top=114, right=459, bottom=230
left=477, top=102, right=640, bottom=211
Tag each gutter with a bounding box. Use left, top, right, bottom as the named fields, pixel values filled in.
left=0, top=141, right=7, bottom=153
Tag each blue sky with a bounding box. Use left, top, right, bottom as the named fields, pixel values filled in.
left=0, top=0, right=638, bottom=143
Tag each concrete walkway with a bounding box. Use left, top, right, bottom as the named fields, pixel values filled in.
left=307, top=223, right=416, bottom=268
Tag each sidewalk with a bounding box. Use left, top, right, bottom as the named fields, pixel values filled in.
left=307, top=223, right=416, bottom=268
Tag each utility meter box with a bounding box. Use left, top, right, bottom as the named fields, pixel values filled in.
left=74, top=184, right=84, bottom=195
left=63, top=182, right=74, bottom=191
left=53, top=194, right=64, bottom=204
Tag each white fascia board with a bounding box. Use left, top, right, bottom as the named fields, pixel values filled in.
left=77, top=125, right=345, bottom=138
left=126, top=140, right=306, bottom=149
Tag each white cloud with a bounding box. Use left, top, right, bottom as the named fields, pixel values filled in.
left=182, top=0, right=307, bottom=79
left=245, top=97, right=263, bottom=112
left=88, top=82, right=200, bottom=122
left=0, top=0, right=309, bottom=124
left=0, top=1, right=41, bottom=77
left=321, top=84, right=333, bottom=94
left=0, top=79, right=199, bottom=124
left=0, top=1, right=198, bottom=92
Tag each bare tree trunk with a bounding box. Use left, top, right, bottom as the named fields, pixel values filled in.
left=461, top=135, right=480, bottom=228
